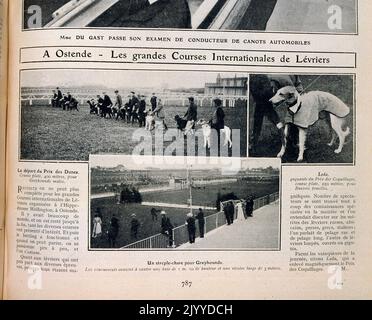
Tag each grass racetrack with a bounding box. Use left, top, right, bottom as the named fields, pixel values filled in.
left=21, top=103, right=247, bottom=161
left=90, top=180, right=278, bottom=249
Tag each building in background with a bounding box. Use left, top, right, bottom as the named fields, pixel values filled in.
left=205, top=74, right=248, bottom=107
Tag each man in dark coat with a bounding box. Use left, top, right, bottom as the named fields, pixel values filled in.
left=102, top=92, right=113, bottom=118
left=210, top=98, right=225, bottom=153
left=223, top=202, right=233, bottom=226
left=130, top=92, right=140, bottom=124
left=195, top=208, right=205, bottom=238
left=88, top=0, right=191, bottom=29
left=56, top=87, right=63, bottom=108
left=245, top=196, right=254, bottom=218
left=184, top=97, right=197, bottom=133
left=185, top=213, right=196, bottom=244
left=228, top=201, right=235, bottom=224
left=138, top=95, right=147, bottom=127
left=160, top=211, right=174, bottom=247
left=249, top=74, right=303, bottom=155
left=114, top=90, right=124, bottom=120
left=150, top=93, right=157, bottom=111
left=97, top=95, right=104, bottom=116
left=62, top=93, right=70, bottom=110
left=108, top=214, right=119, bottom=248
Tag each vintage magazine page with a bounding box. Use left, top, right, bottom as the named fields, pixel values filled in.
left=3, top=0, right=372, bottom=300
left=0, top=0, right=8, bottom=301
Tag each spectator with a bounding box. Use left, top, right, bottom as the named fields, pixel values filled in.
left=56, top=87, right=63, bottom=108
left=195, top=208, right=205, bottom=238
left=223, top=202, right=231, bottom=225
left=184, top=96, right=197, bottom=134
left=108, top=214, right=119, bottom=248
left=114, top=90, right=123, bottom=120
left=210, top=98, right=225, bottom=154
left=245, top=196, right=254, bottom=217
left=138, top=95, right=147, bottom=127
left=92, top=214, right=102, bottom=238
left=150, top=93, right=157, bottom=111
left=230, top=201, right=236, bottom=224
left=160, top=211, right=173, bottom=247
left=185, top=212, right=196, bottom=244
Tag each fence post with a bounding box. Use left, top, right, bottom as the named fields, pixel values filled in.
left=172, top=229, right=176, bottom=248
left=150, top=237, right=152, bottom=249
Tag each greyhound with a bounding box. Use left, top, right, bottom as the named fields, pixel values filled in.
left=270, top=86, right=350, bottom=162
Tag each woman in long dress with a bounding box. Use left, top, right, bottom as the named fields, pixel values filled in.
left=236, top=202, right=245, bottom=222
left=92, top=214, right=103, bottom=238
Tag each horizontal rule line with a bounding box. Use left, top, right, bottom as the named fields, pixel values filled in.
left=19, top=60, right=356, bottom=69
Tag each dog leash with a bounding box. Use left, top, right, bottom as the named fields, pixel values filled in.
left=301, top=75, right=323, bottom=93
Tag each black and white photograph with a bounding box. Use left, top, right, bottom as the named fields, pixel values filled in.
left=23, top=0, right=357, bottom=33
left=249, top=74, right=355, bottom=164
left=89, top=156, right=280, bottom=250
left=20, top=69, right=248, bottom=161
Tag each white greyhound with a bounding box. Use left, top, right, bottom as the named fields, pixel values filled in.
left=270, top=86, right=350, bottom=162
left=197, top=120, right=232, bottom=149
left=145, top=110, right=155, bottom=131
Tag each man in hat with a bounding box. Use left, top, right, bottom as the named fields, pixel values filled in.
left=210, top=98, right=225, bottom=154
left=88, top=0, right=191, bottom=29
left=195, top=208, right=205, bottom=239
left=129, top=92, right=140, bottom=124
left=150, top=93, right=157, bottom=111
left=184, top=96, right=197, bottom=135
left=130, top=214, right=140, bottom=239
left=223, top=202, right=231, bottom=226
left=56, top=87, right=63, bottom=108
left=185, top=212, right=196, bottom=244
left=114, top=90, right=124, bottom=120
left=102, top=92, right=113, bottom=118
left=160, top=211, right=174, bottom=247
left=108, top=214, right=120, bottom=248
left=96, top=94, right=104, bottom=116
left=245, top=196, right=254, bottom=218
left=138, top=95, right=147, bottom=127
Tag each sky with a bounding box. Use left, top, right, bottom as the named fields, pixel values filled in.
left=90, top=155, right=280, bottom=171
left=21, top=70, right=247, bottom=90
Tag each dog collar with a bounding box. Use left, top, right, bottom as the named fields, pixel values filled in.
left=288, top=96, right=302, bottom=115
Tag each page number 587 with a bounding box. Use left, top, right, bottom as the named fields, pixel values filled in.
left=181, top=281, right=192, bottom=288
